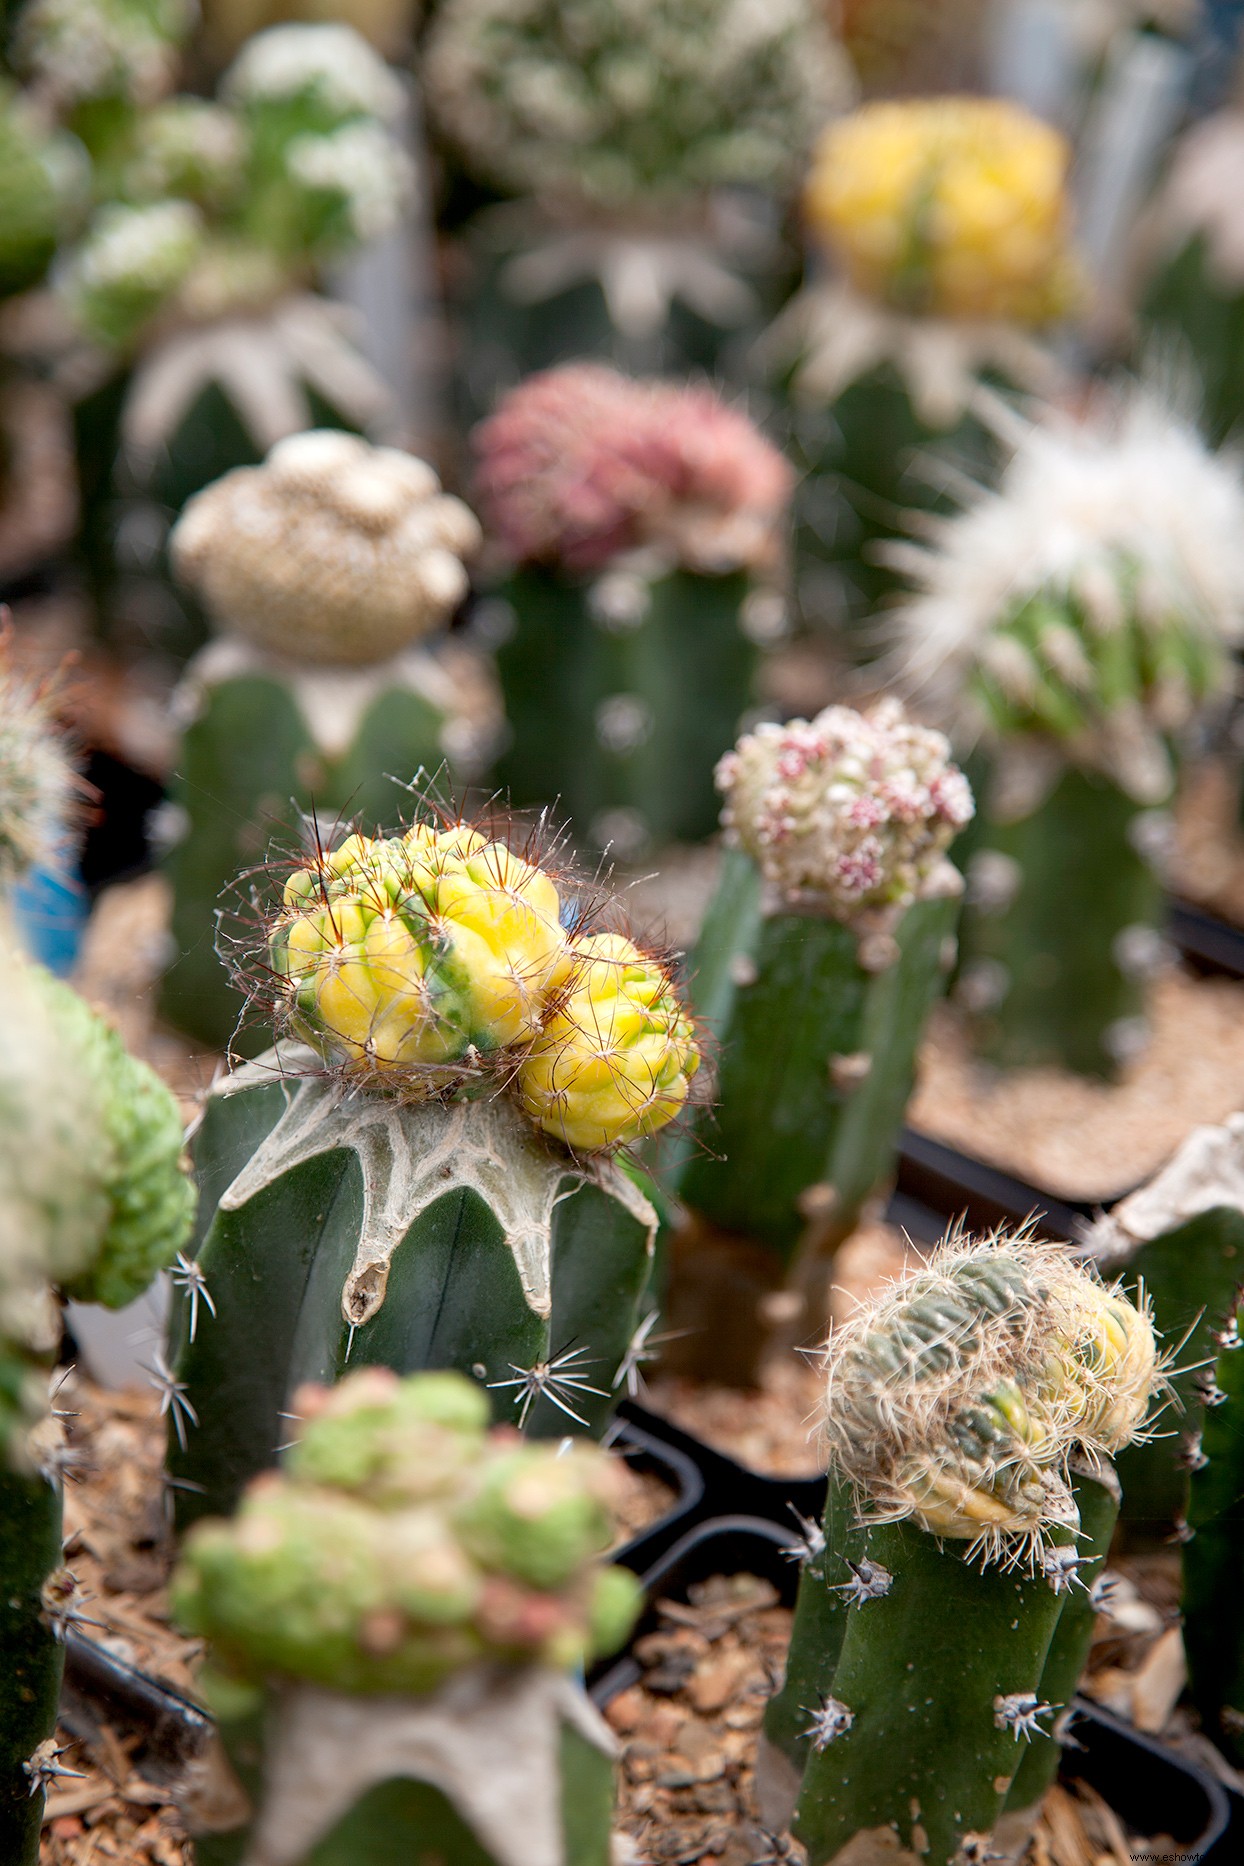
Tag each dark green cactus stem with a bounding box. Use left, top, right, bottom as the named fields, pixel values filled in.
left=674, top=847, right=958, bottom=1258
left=1182, top=1290, right=1244, bottom=1762
left=1141, top=236, right=1244, bottom=451
left=493, top=566, right=758, bottom=852
left=0, top=1464, right=64, bottom=1866
left=958, top=762, right=1164, bottom=1079
left=160, top=672, right=446, bottom=1052
left=1002, top=1463, right=1121, bottom=1824
left=169, top=1055, right=657, bottom=1526
left=789, top=1516, right=1070, bottom=1866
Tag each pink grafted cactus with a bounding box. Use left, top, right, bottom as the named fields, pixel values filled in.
left=472, top=363, right=793, bottom=576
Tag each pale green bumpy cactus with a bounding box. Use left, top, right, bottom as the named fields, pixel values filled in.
left=168, top=812, right=699, bottom=1524
left=667, top=698, right=972, bottom=1376
left=759, top=1228, right=1161, bottom=1866
left=474, top=363, right=794, bottom=858
left=895, top=381, right=1244, bottom=1078
left=173, top=1367, right=638, bottom=1866
left=159, top=428, right=484, bottom=1050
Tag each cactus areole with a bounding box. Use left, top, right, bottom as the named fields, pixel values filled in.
left=170, top=814, right=699, bottom=1520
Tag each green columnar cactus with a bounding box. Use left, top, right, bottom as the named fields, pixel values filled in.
left=895, top=382, right=1244, bottom=1078
left=758, top=1230, right=1161, bottom=1864
left=158, top=428, right=484, bottom=1051
left=473, top=363, right=794, bottom=858
left=172, top=1367, right=638, bottom=1866
left=669, top=699, right=972, bottom=1360
left=0, top=957, right=195, bottom=1864
left=1182, top=1287, right=1244, bottom=1763
left=771, top=95, right=1076, bottom=645
left=168, top=813, right=700, bottom=1523
left=424, top=0, right=850, bottom=401
left=1081, top=1113, right=1244, bottom=1541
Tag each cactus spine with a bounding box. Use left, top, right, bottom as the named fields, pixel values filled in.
left=758, top=1229, right=1161, bottom=1865
left=1182, top=1287, right=1244, bottom=1762
left=169, top=812, right=699, bottom=1523
left=773, top=97, right=1074, bottom=643
left=159, top=429, right=483, bottom=1050
left=669, top=700, right=971, bottom=1364
left=473, top=363, right=793, bottom=856
left=896, top=383, right=1244, bottom=1077
left=172, top=1367, right=638, bottom=1866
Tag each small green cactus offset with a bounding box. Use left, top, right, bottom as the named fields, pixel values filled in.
left=173, top=1366, right=638, bottom=1866
left=169, top=809, right=700, bottom=1523
left=159, top=428, right=484, bottom=1050
left=896, top=382, right=1244, bottom=1077
left=668, top=698, right=971, bottom=1371
left=758, top=1227, right=1161, bottom=1865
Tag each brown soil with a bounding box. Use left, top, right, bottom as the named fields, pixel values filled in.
left=1173, top=758, right=1244, bottom=928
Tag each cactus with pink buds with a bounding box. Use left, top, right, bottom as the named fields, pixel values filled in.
left=159, top=429, right=484, bottom=1051
left=173, top=1367, right=637, bottom=1865
left=758, top=1227, right=1161, bottom=1865
left=668, top=699, right=971, bottom=1372
left=473, top=364, right=793, bottom=856
left=167, top=809, right=700, bottom=1524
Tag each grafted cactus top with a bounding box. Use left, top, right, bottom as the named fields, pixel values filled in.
left=895, top=385, right=1244, bottom=801
left=267, top=815, right=699, bottom=1150
left=821, top=1228, right=1159, bottom=1567
left=472, top=364, right=793, bottom=576
left=805, top=97, right=1079, bottom=325
left=171, top=430, right=482, bottom=665
left=0, top=645, right=78, bottom=892
left=172, top=1367, right=641, bottom=1693
left=715, top=697, right=973, bottom=923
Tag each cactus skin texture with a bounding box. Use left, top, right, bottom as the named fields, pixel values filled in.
left=759, top=1230, right=1159, bottom=1864
left=174, top=1368, right=635, bottom=1866
left=1182, top=1290, right=1244, bottom=1763
left=0, top=1464, right=65, bottom=1866
left=168, top=815, right=697, bottom=1523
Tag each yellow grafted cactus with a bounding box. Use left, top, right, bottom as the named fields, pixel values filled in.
left=1044, top=1278, right=1159, bottom=1456
left=271, top=824, right=574, bottom=1076
left=804, top=97, right=1079, bottom=325
left=518, top=933, right=699, bottom=1152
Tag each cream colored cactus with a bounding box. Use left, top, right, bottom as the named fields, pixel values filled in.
left=821, top=1227, right=1160, bottom=1567
left=517, top=933, right=699, bottom=1152
left=805, top=97, right=1079, bottom=326
left=171, top=430, right=482, bottom=665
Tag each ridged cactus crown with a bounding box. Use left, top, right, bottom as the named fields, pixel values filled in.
left=424, top=0, right=851, bottom=215
left=171, top=431, right=482, bottom=666
left=0, top=640, right=79, bottom=892
left=473, top=364, right=793, bottom=577
left=893, top=385, right=1244, bottom=802
left=805, top=96, right=1079, bottom=326
left=172, top=1367, right=641, bottom=1695
left=821, top=1226, right=1160, bottom=1570
left=715, top=697, right=973, bottom=926
left=259, top=811, right=700, bottom=1152
left=15, top=0, right=191, bottom=111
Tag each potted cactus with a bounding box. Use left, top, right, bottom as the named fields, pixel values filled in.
left=664, top=697, right=973, bottom=1379
left=757, top=1225, right=1161, bottom=1863
left=158, top=426, right=484, bottom=1051
left=0, top=649, right=195, bottom=1865
left=768, top=95, right=1077, bottom=645
left=894, top=380, right=1244, bottom=1078
left=472, top=363, right=793, bottom=858
left=168, top=808, right=700, bottom=1523
left=172, top=1366, right=639, bottom=1865
left=422, top=0, right=852, bottom=410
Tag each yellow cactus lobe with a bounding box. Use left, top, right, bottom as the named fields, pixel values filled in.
left=804, top=97, right=1079, bottom=325
left=517, top=934, right=699, bottom=1152
left=1049, top=1281, right=1160, bottom=1455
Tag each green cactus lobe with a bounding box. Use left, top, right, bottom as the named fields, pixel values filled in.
left=0, top=1468, right=64, bottom=1866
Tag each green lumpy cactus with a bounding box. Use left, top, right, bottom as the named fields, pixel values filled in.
left=0, top=86, right=63, bottom=300
left=173, top=1367, right=641, bottom=1696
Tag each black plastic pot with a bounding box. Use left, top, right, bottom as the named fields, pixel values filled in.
left=590, top=1514, right=1241, bottom=1864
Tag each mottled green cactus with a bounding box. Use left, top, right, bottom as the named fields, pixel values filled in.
left=0, top=85, right=64, bottom=301
left=896, top=383, right=1244, bottom=1078
left=1182, top=1287, right=1244, bottom=1763
left=1083, top=1114, right=1244, bottom=1542
left=473, top=363, right=793, bottom=857
left=667, top=700, right=971, bottom=1374
left=158, top=430, right=483, bottom=1050
left=758, top=1230, right=1161, bottom=1865
left=173, top=1367, right=637, bottom=1866
left=168, top=813, right=699, bottom=1523
left=0, top=958, right=194, bottom=1865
